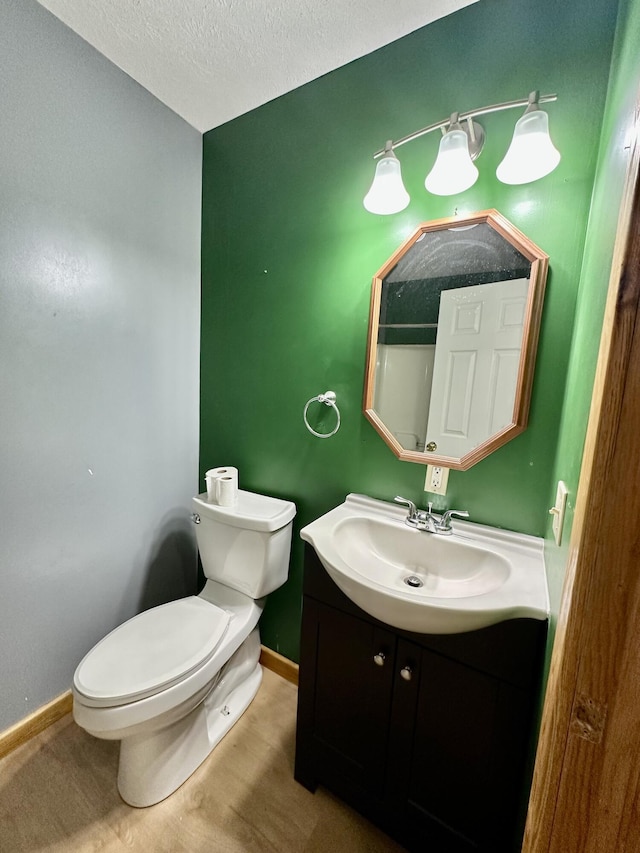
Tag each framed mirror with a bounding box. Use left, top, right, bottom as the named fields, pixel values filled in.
left=363, top=209, right=548, bottom=471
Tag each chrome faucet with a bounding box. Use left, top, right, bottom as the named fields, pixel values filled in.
left=394, top=496, right=469, bottom=535
left=436, top=508, right=470, bottom=534
left=394, top=496, right=438, bottom=533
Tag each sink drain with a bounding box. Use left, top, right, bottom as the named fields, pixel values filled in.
left=404, top=575, right=424, bottom=588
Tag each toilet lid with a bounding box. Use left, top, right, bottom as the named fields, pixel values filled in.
left=74, top=597, right=231, bottom=706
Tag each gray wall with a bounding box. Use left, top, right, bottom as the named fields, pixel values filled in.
left=0, top=1, right=202, bottom=730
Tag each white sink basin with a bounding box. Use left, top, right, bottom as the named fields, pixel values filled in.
left=300, top=494, right=549, bottom=634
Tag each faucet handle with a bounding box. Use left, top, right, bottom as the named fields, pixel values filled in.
left=394, top=495, right=417, bottom=519
left=437, top=509, right=470, bottom=533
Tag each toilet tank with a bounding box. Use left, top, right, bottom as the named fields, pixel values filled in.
left=192, top=490, right=296, bottom=598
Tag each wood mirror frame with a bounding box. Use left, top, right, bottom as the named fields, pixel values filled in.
left=363, top=209, right=548, bottom=471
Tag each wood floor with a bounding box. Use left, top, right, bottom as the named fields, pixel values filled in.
left=0, top=669, right=406, bottom=852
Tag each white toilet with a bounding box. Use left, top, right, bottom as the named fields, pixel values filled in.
left=72, top=489, right=296, bottom=807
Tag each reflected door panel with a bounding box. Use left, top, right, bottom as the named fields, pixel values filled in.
left=426, top=279, right=528, bottom=457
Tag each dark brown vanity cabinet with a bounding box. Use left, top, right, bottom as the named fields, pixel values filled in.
left=295, top=545, right=547, bottom=853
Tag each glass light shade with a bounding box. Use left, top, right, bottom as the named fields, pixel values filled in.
left=424, top=128, right=478, bottom=196
left=363, top=152, right=410, bottom=215
left=496, top=109, right=561, bottom=185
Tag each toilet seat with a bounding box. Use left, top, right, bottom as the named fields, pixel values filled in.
left=74, top=597, right=231, bottom=708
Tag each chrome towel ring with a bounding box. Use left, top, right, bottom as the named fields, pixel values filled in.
left=303, top=391, right=341, bottom=439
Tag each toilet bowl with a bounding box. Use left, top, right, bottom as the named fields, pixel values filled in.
left=72, top=489, right=296, bottom=807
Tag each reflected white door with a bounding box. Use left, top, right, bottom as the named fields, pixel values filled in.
left=425, top=278, right=528, bottom=458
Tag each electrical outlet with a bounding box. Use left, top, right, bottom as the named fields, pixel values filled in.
left=425, top=465, right=449, bottom=495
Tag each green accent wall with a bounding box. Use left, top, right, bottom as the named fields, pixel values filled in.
left=543, top=0, right=640, bottom=642
left=202, top=0, right=618, bottom=661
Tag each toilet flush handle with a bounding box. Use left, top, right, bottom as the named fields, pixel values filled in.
left=191, top=513, right=201, bottom=524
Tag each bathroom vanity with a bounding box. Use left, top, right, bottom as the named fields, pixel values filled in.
left=295, top=544, right=547, bottom=852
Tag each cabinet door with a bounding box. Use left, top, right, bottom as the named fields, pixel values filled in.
left=296, top=598, right=396, bottom=798
left=388, top=639, right=530, bottom=852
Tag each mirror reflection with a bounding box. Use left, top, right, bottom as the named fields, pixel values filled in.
left=363, top=210, right=548, bottom=470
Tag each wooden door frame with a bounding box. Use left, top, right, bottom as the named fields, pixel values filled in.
left=522, top=110, right=640, bottom=850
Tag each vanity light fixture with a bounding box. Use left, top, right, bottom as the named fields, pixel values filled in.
left=364, top=91, right=559, bottom=214
left=496, top=93, right=561, bottom=184
left=363, top=141, right=411, bottom=214
left=424, top=113, right=481, bottom=196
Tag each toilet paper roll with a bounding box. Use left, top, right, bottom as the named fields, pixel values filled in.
left=205, top=466, right=239, bottom=506
left=215, top=475, right=237, bottom=507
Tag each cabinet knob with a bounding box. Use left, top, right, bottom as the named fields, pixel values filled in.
left=400, top=666, right=413, bottom=681
left=373, top=652, right=386, bottom=667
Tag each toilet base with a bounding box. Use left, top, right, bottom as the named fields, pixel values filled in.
left=116, top=629, right=262, bottom=807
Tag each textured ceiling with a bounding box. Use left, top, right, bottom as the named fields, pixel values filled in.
left=37, top=0, right=477, bottom=132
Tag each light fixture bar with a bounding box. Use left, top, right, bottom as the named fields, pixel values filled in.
left=373, top=92, right=557, bottom=158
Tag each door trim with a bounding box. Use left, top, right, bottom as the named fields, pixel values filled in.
left=523, top=97, right=640, bottom=852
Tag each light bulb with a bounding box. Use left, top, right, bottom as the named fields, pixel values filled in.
left=363, top=147, right=410, bottom=215
left=424, top=127, right=479, bottom=196
left=497, top=109, right=560, bottom=185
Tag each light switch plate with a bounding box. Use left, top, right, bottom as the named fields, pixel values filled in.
left=550, top=480, right=568, bottom=545
left=425, top=465, right=449, bottom=495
